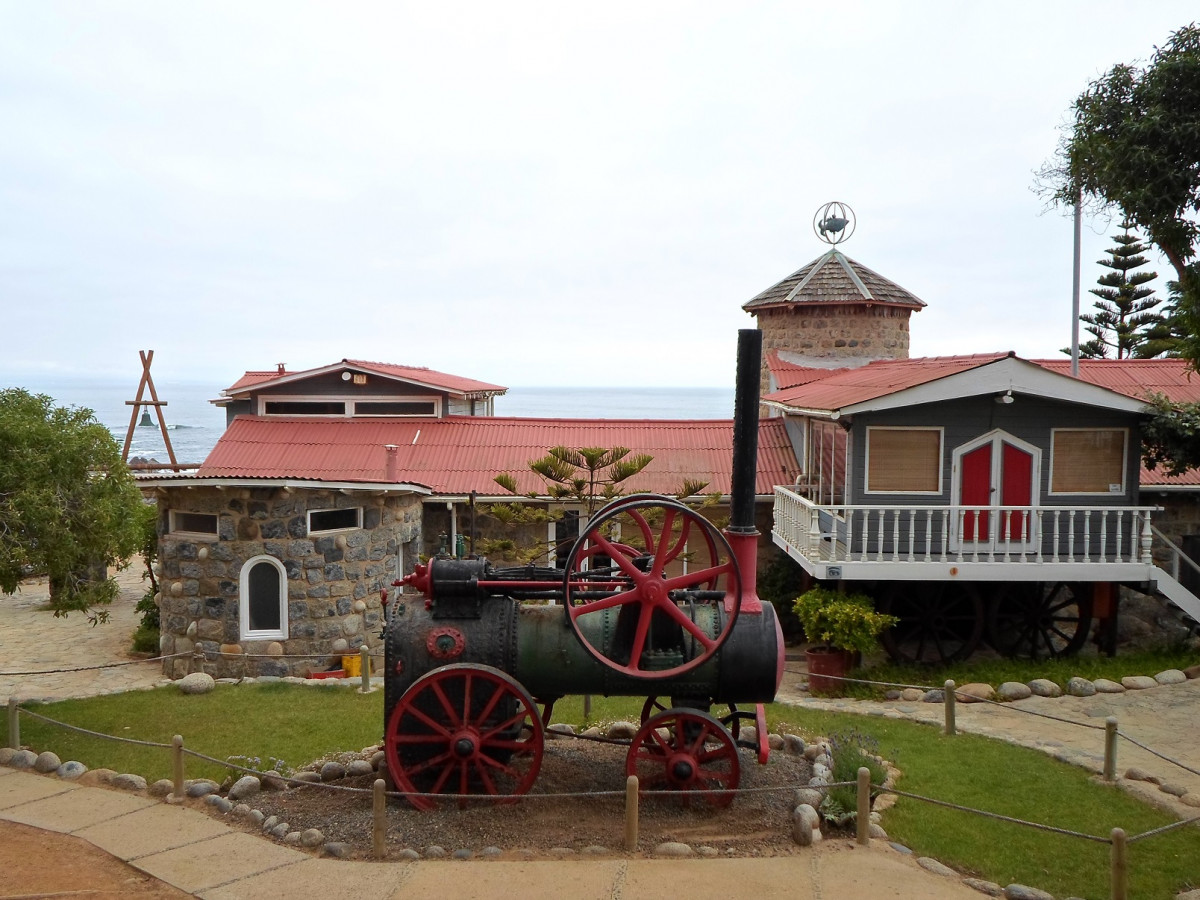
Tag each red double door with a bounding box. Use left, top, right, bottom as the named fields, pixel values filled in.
left=956, top=434, right=1038, bottom=547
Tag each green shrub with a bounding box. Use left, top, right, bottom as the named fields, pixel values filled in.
left=820, top=727, right=889, bottom=826
left=792, top=587, right=897, bottom=653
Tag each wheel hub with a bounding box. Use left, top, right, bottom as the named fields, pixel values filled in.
left=452, top=733, right=477, bottom=758
left=668, top=753, right=695, bottom=784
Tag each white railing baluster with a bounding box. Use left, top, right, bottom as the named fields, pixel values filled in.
left=768, top=489, right=1160, bottom=575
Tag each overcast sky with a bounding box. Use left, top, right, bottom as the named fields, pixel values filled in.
left=1, top=2, right=1196, bottom=390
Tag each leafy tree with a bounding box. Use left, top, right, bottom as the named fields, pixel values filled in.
left=0, top=389, right=144, bottom=621
left=1043, top=24, right=1200, bottom=471
left=495, top=446, right=655, bottom=518
left=1043, top=24, right=1200, bottom=361
left=482, top=446, right=715, bottom=565
left=483, top=446, right=656, bottom=563
left=1075, top=220, right=1169, bottom=358
left=1142, top=393, right=1200, bottom=476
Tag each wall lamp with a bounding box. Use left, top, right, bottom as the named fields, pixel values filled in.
left=995, top=390, right=1015, bottom=405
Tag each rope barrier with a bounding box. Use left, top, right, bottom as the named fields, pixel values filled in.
left=17, top=706, right=174, bottom=749
left=1116, top=731, right=1200, bottom=778
left=16, top=699, right=1200, bottom=873
left=1126, top=813, right=1200, bottom=843
left=0, top=651, right=192, bottom=677
left=881, top=785, right=1112, bottom=843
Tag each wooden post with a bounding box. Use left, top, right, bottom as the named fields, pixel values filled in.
left=944, top=680, right=956, bottom=736
left=359, top=646, right=371, bottom=693
left=1104, top=717, right=1118, bottom=781
left=373, top=778, right=387, bottom=858
left=856, top=766, right=870, bottom=846
left=624, top=775, right=639, bottom=851
left=1110, top=827, right=1127, bottom=900
left=6, top=696, right=18, bottom=750
left=170, top=735, right=185, bottom=802
left=583, top=694, right=592, bottom=721
left=121, top=350, right=180, bottom=469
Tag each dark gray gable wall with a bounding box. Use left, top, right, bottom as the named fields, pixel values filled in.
left=845, top=395, right=1144, bottom=508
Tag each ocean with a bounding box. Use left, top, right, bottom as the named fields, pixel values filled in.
left=10, top=378, right=735, bottom=465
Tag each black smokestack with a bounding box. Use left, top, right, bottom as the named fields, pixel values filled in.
left=729, top=329, right=761, bottom=533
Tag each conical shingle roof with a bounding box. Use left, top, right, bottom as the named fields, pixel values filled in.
left=742, top=249, right=926, bottom=312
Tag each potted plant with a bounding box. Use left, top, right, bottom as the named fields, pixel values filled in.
left=792, top=587, right=897, bottom=696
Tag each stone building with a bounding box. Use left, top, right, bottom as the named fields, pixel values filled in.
left=742, top=248, right=926, bottom=399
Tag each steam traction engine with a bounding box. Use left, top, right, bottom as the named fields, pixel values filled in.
left=381, top=331, right=785, bottom=809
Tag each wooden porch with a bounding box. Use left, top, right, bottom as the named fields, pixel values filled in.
left=771, top=486, right=1162, bottom=584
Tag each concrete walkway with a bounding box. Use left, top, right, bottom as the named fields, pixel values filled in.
left=0, top=564, right=168, bottom=701
left=0, top=767, right=985, bottom=900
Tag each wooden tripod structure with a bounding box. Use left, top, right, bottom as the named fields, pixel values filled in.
left=122, top=350, right=181, bottom=470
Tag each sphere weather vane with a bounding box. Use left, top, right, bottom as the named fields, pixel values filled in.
left=814, top=201, right=856, bottom=245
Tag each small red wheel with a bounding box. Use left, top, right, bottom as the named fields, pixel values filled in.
left=384, top=663, right=544, bottom=811
left=640, top=696, right=741, bottom=742
left=625, top=708, right=740, bottom=807
left=563, top=498, right=740, bottom=679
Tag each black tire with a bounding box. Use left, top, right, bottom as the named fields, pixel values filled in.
left=987, top=582, right=1093, bottom=660
left=878, top=581, right=985, bottom=664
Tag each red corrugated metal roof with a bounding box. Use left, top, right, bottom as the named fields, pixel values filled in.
left=223, top=360, right=506, bottom=397
left=197, top=416, right=799, bottom=495
left=766, top=351, right=852, bottom=391
left=1033, top=358, right=1200, bottom=404
left=764, top=353, right=1011, bottom=410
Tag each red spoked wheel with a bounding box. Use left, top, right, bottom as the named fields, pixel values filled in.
left=384, top=663, right=544, bottom=811
left=626, top=708, right=740, bottom=807
left=563, top=498, right=740, bottom=679
left=640, top=698, right=769, bottom=764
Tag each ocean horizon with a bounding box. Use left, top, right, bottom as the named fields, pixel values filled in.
left=6, top=377, right=736, bottom=465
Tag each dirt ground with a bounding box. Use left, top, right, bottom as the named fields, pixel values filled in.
left=245, top=734, right=818, bottom=858
left=0, top=820, right=193, bottom=899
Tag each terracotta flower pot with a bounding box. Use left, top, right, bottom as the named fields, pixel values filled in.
left=805, top=647, right=856, bottom=697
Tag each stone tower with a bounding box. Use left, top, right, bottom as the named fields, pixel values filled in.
left=742, top=248, right=926, bottom=397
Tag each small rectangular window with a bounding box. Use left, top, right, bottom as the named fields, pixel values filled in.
left=1050, top=429, right=1127, bottom=494
left=264, top=400, right=347, bottom=415
left=170, top=511, right=218, bottom=535
left=866, top=427, right=942, bottom=494
left=308, top=507, right=362, bottom=534
left=355, top=401, right=437, bottom=416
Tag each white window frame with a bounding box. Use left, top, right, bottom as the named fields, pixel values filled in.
left=352, top=398, right=440, bottom=417
left=863, top=426, right=944, bottom=496
left=256, top=394, right=441, bottom=417
left=307, top=506, right=363, bottom=535
left=1048, top=428, right=1129, bottom=496
left=168, top=510, right=218, bottom=537
left=239, top=555, right=289, bottom=641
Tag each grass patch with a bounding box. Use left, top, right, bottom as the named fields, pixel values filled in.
left=17, top=683, right=383, bottom=782
left=840, top=646, right=1199, bottom=699
left=13, top=687, right=1199, bottom=897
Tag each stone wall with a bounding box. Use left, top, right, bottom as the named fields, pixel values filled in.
left=156, top=486, right=423, bottom=679
left=755, top=305, right=911, bottom=394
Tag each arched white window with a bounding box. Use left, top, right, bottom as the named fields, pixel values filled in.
left=239, top=555, right=289, bottom=641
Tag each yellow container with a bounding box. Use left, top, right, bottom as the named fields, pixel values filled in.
left=342, top=655, right=362, bottom=678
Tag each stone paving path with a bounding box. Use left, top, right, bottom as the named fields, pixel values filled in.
left=0, top=562, right=169, bottom=702
left=777, top=661, right=1200, bottom=817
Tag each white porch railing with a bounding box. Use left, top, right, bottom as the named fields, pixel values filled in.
left=772, top=486, right=1158, bottom=568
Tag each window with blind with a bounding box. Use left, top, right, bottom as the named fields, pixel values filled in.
left=1050, top=429, right=1127, bottom=494
left=865, top=427, right=943, bottom=493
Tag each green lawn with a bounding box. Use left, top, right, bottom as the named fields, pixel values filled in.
left=11, top=685, right=1199, bottom=898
